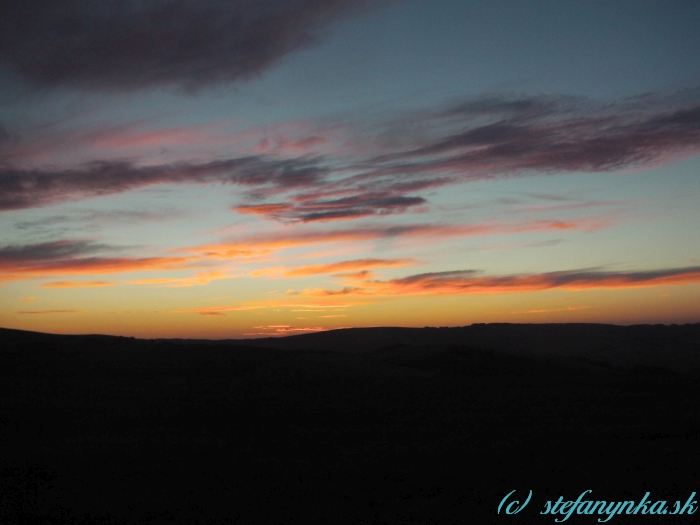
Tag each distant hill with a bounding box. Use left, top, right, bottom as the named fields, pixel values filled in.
left=3, top=322, right=700, bottom=373
left=230, top=323, right=700, bottom=373
left=2, top=322, right=700, bottom=522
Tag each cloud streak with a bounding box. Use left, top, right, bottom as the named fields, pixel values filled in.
left=0, top=240, right=191, bottom=281
left=16, top=310, right=82, bottom=315
left=129, top=269, right=241, bottom=287
left=293, top=266, right=700, bottom=297
left=283, top=258, right=414, bottom=277
left=176, top=305, right=267, bottom=316
left=40, top=280, right=116, bottom=288
left=2, top=91, right=698, bottom=222
left=186, top=217, right=606, bottom=259
left=235, top=193, right=426, bottom=223
left=0, top=215, right=609, bottom=283
left=0, top=156, right=328, bottom=211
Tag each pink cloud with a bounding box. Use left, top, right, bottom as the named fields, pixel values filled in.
left=291, top=266, right=700, bottom=297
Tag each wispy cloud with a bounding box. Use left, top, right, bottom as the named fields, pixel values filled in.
left=1, top=87, right=698, bottom=238
left=176, top=302, right=352, bottom=317
left=0, top=156, right=327, bottom=211
left=17, top=309, right=82, bottom=315
left=511, top=306, right=593, bottom=315
left=235, top=193, right=426, bottom=223
left=291, top=266, right=700, bottom=297
left=1, top=91, right=698, bottom=222
left=176, top=305, right=268, bottom=316
left=10, top=209, right=185, bottom=240
left=41, top=280, right=116, bottom=288
left=284, top=258, right=414, bottom=277
left=251, top=257, right=414, bottom=279
left=129, top=270, right=241, bottom=287
left=0, top=214, right=609, bottom=284
left=245, top=325, right=329, bottom=336
left=0, top=240, right=191, bottom=281
left=242, top=91, right=700, bottom=221
left=0, top=0, right=378, bottom=91
left=186, top=217, right=609, bottom=260
left=14, top=209, right=183, bottom=231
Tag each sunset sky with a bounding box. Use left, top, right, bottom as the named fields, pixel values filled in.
left=1, top=0, right=699, bottom=338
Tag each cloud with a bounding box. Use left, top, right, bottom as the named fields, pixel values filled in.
left=0, top=119, right=236, bottom=165
left=177, top=302, right=352, bottom=316
left=362, top=100, right=700, bottom=181
left=512, top=306, right=592, bottom=315
left=222, top=91, right=700, bottom=222
left=176, top=305, right=267, bottom=316
left=235, top=193, right=426, bottom=222
left=0, top=156, right=329, bottom=211
left=251, top=258, right=412, bottom=279
left=129, top=269, right=241, bottom=287
left=292, top=266, right=700, bottom=296
left=517, top=200, right=626, bottom=213
left=3, top=91, right=698, bottom=224
left=279, top=303, right=350, bottom=309
left=0, top=239, right=110, bottom=261
left=17, top=310, right=82, bottom=314
left=0, top=239, right=191, bottom=281
left=245, top=325, right=328, bottom=335
left=41, top=280, right=116, bottom=288
left=0, top=217, right=610, bottom=283
left=283, top=258, right=414, bottom=277
left=186, top=217, right=605, bottom=259
left=12, top=209, right=185, bottom=238
left=0, top=0, right=377, bottom=91
left=290, top=286, right=363, bottom=296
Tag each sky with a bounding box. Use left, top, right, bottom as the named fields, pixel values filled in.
left=1, top=0, right=699, bottom=338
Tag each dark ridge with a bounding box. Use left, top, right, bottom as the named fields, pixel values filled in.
left=1, top=323, right=699, bottom=523
left=3, top=321, right=700, bottom=372
left=229, top=322, right=700, bottom=373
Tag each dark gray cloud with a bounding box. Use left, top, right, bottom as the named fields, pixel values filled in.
left=370, top=95, right=700, bottom=175
left=0, top=239, right=107, bottom=264
left=438, top=94, right=585, bottom=120
left=0, top=156, right=328, bottom=210
left=0, top=238, right=189, bottom=277
left=0, top=0, right=376, bottom=91
left=235, top=193, right=425, bottom=222
left=296, top=194, right=425, bottom=222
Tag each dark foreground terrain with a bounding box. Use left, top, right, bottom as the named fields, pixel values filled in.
left=1, top=324, right=699, bottom=524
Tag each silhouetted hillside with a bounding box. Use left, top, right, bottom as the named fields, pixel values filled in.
left=1, top=324, right=699, bottom=523
left=232, top=323, right=700, bottom=373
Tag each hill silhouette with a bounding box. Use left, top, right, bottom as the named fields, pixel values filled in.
left=206, top=322, right=700, bottom=373
left=1, top=323, right=699, bottom=523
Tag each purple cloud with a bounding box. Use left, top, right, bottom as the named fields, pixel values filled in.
left=235, top=193, right=426, bottom=223
left=0, top=240, right=108, bottom=263
left=0, top=156, right=328, bottom=211
left=1, top=91, right=699, bottom=221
